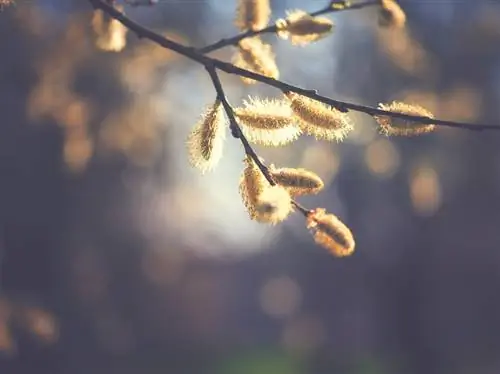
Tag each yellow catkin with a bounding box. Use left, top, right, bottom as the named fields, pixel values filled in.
left=285, top=92, right=353, bottom=141
left=91, top=7, right=128, bottom=52
left=186, top=100, right=227, bottom=173
left=379, top=0, right=406, bottom=28
left=234, top=97, right=302, bottom=146
left=276, top=9, right=334, bottom=46
left=235, top=0, right=271, bottom=31
left=375, top=101, right=435, bottom=136
left=255, top=185, right=293, bottom=224
left=233, top=37, right=279, bottom=84
left=239, top=156, right=292, bottom=224
left=239, top=156, right=267, bottom=220
left=306, top=208, right=355, bottom=257
left=269, top=165, right=324, bottom=197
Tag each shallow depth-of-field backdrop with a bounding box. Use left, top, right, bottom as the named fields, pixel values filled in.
left=1, top=1, right=500, bottom=373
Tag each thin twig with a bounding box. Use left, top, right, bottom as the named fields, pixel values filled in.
left=197, top=0, right=380, bottom=54
left=88, top=0, right=500, bottom=131
left=205, top=64, right=311, bottom=216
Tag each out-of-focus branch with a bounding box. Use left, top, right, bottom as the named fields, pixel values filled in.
left=88, top=0, right=500, bottom=131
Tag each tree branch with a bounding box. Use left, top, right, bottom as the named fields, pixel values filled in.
left=88, top=0, right=500, bottom=131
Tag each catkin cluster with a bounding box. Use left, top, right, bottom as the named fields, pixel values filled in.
left=183, top=0, right=435, bottom=256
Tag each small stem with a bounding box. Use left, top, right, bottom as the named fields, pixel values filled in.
left=197, top=28, right=275, bottom=55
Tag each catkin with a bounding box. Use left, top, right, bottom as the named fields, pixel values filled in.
left=306, top=208, right=355, bottom=257
left=379, top=0, right=406, bottom=28
left=91, top=7, right=128, bottom=52
left=233, top=37, right=279, bottom=84
left=239, top=156, right=292, bottom=224
left=269, top=165, right=324, bottom=197
left=239, top=156, right=267, bottom=220
left=235, top=0, right=271, bottom=31
left=285, top=92, right=353, bottom=141
left=276, top=10, right=334, bottom=46
left=234, top=97, right=302, bottom=146
left=255, top=185, right=293, bottom=224
left=186, top=100, right=227, bottom=173
left=375, top=101, right=435, bottom=136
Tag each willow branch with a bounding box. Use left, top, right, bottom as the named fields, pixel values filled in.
left=197, top=0, right=380, bottom=54
left=88, top=0, right=499, bottom=131
left=205, top=64, right=311, bottom=216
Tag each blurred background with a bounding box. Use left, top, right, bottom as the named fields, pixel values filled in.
left=1, top=0, right=500, bottom=373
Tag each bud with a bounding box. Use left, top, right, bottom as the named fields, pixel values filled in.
left=276, top=10, right=334, bottom=46
left=233, top=37, right=279, bottom=84
left=375, top=101, right=435, bottom=136
left=234, top=97, right=302, bottom=146
left=285, top=92, right=353, bottom=141
left=186, top=100, right=227, bottom=173
left=306, top=208, right=355, bottom=257
left=235, top=0, right=271, bottom=31
left=269, top=165, right=324, bottom=197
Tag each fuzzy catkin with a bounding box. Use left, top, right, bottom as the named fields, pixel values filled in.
left=233, top=37, right=279, bottom=84
left=285, top=92, right=353, bottom=141
left=255, top=185, right=293, bottom=224
left=306, top=208, right=355, bottom=257
left=375, top=101, right=435, bottom=136
left=186, top=100, right=227, bottom=173
left=234, top=97, right=302, bottom=146
left=239, top=156, right=292, bottom=224
left=276, top=10, right=334, bottom=46
left=269, top=166, right=324, bottom=197
left=239, top=156, right=268, bottom=220
left=235, top=0, right=271, bottom=31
